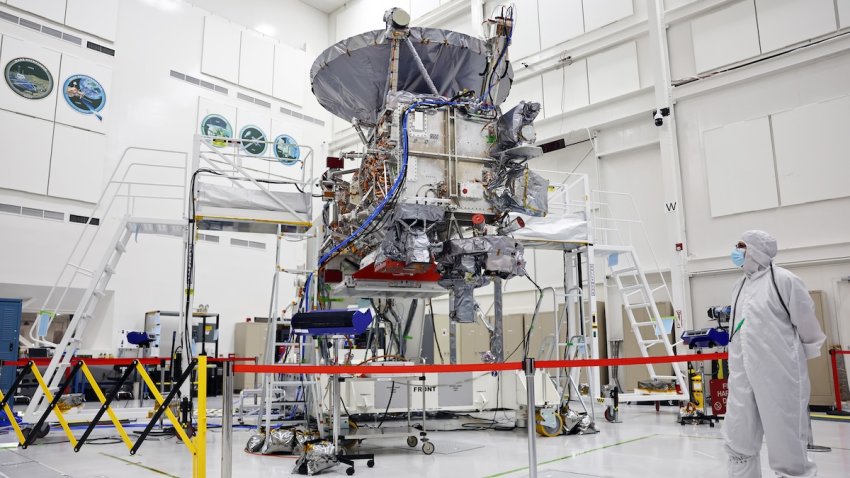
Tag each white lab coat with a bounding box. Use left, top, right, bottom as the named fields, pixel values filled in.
left=724, top=230, right=826, bottom=477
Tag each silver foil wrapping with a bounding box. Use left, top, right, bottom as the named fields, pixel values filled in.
left=293, top=440, right=339, bottom=476
left=491, top=101, right=541, bottom=154
left=263, top=427, right=297, bottom=454
left=245, top=434, right=265, bottom=453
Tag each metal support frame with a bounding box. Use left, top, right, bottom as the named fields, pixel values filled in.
left=491, top=278, right=504, bottom=362
left=222, top=361, right=233, bottom=478
left=524, top=357, right=538, bottom=478
left=646, top=0, right=692, bottom=337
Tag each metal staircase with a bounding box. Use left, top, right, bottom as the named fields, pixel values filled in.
left=23, top=217, right=186, bottom=421
left=597, top=244, right=688, bottom=401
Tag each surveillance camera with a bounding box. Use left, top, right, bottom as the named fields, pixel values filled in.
left=653, top=110, right=664, bottom=127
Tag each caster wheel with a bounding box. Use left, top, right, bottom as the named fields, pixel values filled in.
left=422, top=441, right=435, bottom=455
left=603, top=407, right=616, bottom=423
left=367, top=459, right=375, bottom=468
left=406, top=436, right=418, bottom=447
left=37, top=423, right=50, bottom=438
left=346, top=467, right=355, bottom=476
left=535, top=410, right=564, bottom=437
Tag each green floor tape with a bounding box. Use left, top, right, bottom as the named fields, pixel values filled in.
left=99, top=452, right=179, bottom=478
left=810, top=412, right=850, bottom=423
left=484, top=434, right=656, bottom=478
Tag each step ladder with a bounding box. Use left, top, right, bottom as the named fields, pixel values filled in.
left=596, top=244, right=688, bottom=402
left=23, top=216, right=186, bottom=421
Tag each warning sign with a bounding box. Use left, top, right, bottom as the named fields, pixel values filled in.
left=709, top=378, right=728, bottom=415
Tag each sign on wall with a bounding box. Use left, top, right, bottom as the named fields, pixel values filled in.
left=273, top=134, right=300, bottom=165
left=62, top=74, right=106, bottom=120
left=239, top=124, right=267, bottom=156
left=199, top=113, right=233, bottom=147
left=4, top=58, right=54, bottom=100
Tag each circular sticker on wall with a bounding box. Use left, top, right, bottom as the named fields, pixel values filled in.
left=240, top=125, right=267, bottom=156
left=63, top=75, right=106, bottom=120
left=4, top=58, right=54, bottom=99
left=200, top=114, right=233, bottom=147
left=273, top=134, right=300, bottom=165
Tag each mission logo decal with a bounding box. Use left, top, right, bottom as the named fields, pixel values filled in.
left=63, top=75, right=106, bottom=120
left=273, top=134, right=300, bottom=165
left=200, top=114, right=233, bottom=147
left=240, top=125, right=267, bottom=156
left=4, top=58, right=53, bottom=99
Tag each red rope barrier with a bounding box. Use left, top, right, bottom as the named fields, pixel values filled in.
left=232, top=352, right=729, bottom=376
left=2, top=356, right=257, bottom=367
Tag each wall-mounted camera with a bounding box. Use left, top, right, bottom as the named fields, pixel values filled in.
left=652, top=107, right=670, bottom=127
left=707, top=305, right=731, bottom=326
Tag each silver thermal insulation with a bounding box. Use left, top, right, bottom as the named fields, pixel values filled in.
left=436, top=236, right=525, bottom=323
left=486, top=166, right=549, bottom=217
left=311, top=27, right=513, bottom=124
left=293, top=440, right=339, bottom=475
left=196, top=183, right=310, bottom=214
left=491, top=101, right=541, bottom=154
left=378, top=203, right=445, bottom=264
left=509, top=212, right=588, bottom=243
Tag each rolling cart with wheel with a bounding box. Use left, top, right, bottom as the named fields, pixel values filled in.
left=332, top=371, right=435, bottom=469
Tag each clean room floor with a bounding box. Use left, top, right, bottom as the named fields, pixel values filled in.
left=2, top=401, right=849, bottom=478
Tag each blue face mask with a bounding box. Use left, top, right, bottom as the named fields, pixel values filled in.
left=731, top=248, right=745, bottom=267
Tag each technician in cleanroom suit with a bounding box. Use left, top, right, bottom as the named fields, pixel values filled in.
left=724, top=230, right=826, bottom=477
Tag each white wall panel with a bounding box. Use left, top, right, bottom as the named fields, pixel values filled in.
left=411, top=0, right=440, bottom=19
left=691, top=1, right=760, bottom=73
left=47, top=124, right=106, bottom=203
left=665, top=0, right=697, bottom=10
left=839, top=0, right=850, bottom=28
left=538, top=0, right=583, bottom=50
left=438, top=10, right=476, bottom=38
left=65, top=0, right=119, bottom=41
left=506, top=0, right=539, bottom=60
left=0, top=36, right=61, bottom=122
left=335, top=0, right=403, bottom=42
left=271, top=117, right=302, bottom=146
left=239, top=31, right=274, bottom=96
left=755, top=0, right=835, bottom=53
left=7, top=0, right=65, bottom=24
left=583, top=0, right=633, bottom=32
left=504, top=76, right=543, bottom=113
left=201, top=15, right=241, bottom=84
left=771, top=96, right=850, bottom=206
left=0, top=110, right=52, bottom=195
left=541, top=59, right=588, bottom=117
left=702, top=117, right=778, bottom=217
left=586, top=42, right=639, bottom=103
left=599, top=147, right=669, bottom=270
left=54, top=55, right=112, bottom=134
left=635, top=35, right=654, bottom=88
left=273, top=43, right=305, bottom=106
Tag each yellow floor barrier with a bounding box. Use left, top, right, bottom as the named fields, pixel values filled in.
left=0, top=356, right=207, bottom=478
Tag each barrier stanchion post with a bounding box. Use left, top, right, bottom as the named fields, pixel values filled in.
left=195, top=355, right=207, bottom=478
left=222, top=360, right=233, bottom=478
left=524, top=357, right=537, bottom=478
left=829, top=349, right=843, bottom=415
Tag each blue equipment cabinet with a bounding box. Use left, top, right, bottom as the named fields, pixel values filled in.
left=0, top=299, right=23, bottom=397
